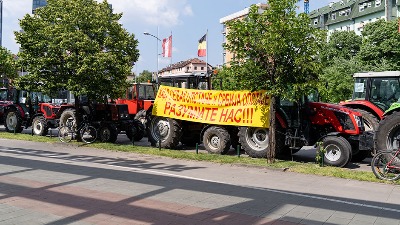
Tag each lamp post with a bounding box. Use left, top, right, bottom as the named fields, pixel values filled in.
left=0, top=0, right=3, bottom=47
left=144, top=29, right=161, bottom=81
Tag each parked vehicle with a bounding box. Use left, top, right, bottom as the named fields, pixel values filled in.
left=116, top=82, right=156, bottom=133
left=147, top=73, right=372, bottom=167
left=0, top=87, right=61, bottom=134
left=340, top=71, right=400, bottom=131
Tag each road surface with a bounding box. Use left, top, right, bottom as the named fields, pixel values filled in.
left=0, top=139, right=398, bottom=224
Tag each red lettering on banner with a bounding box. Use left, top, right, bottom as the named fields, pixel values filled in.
left=219, top=109, right=228, bottom=122
left=209, top=108, right=218, bottom=122
left=164, top=102, right=171, bottom=114
left=226, top=109, right=234, bottom=122
left=234, top=109, right=242, bottom=123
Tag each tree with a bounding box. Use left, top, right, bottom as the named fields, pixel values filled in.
left=137, top=70, right=153, bottom=83
left=14, top=0, right=139, bottom=102
left=318, top=58, right=362, bottom=103
left=318, top=31, right=363, bottom=103
left=320, top=31, right=362, bottom=65
left=0, top=47, right=18, bottom=81
left=224, top=0, right=325, bottom=161
left=358, top=19, right=400, bottom=70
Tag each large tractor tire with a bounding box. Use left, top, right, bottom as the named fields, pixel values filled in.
left=126, top=119, right=145, bottom=141
left=322, top=136, right=352, bottom=167
left=350, top=150, right=370, bottom=162
left=134, top=109, right=147, bottom=127
left=59, top=108, right=77, bottom=128
left=203, top=126, right=231, bottom=155
left=354, top=109, right=379, bottom=132
left=148, top=116, right=182, bottom=148
left=375, top=111, right=400, bottom=151
left=32, top=115, right=48, bottom=136
left=98, top=123, right=118, bottom=143
left=5, top=108, right=23, bottom=133
left=238, top=127, right=285, bottom=158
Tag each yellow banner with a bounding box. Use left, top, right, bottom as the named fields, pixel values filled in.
left=152, top=85, right=270, bottom=128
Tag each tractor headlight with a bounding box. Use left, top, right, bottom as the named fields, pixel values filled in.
left=353, top=114, right=363, bottom=128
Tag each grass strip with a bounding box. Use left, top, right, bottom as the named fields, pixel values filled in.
left=0, top=132, right=398, bottom=184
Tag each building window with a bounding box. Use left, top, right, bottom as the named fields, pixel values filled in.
left=201, top=67, right=204, bottom=70
left=332, top=13, right=336, bottom=20
left=359, top=5, right=364, bottom=12
left=194, top=66, right=197, bottom=70
left=368, top=2, right=372, bottom=7
left=376, top=0, right=381, bottom=7
left=313, top=19, right=318, bottom=25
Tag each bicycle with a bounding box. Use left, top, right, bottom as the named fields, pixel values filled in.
left=58, top=115, right=97, bottom=144
left=371, top=148, right=400, bottom=181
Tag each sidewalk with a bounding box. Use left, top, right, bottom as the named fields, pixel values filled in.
left=0, top=139, right=399, bottom=225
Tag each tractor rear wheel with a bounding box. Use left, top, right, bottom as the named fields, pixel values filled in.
left=5, top=108, right=23, bottom=133
left=98, top=123, right=118, bottom=143
left=354, top=109, right=379, bottom=132
left=32, top=116, right=48, bottom=136
left=148, top=116, right=181, bottom=148
left=375, top=111, right=400, bottom=151
left=59, top=108, right=77, bottom=128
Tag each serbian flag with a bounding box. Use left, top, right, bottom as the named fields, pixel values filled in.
left=198, top=34, right=206, bottom=57
left=162, top=35, right=172, bottom=57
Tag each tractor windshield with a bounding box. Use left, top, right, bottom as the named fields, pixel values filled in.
left=369, top=77, right=400, bottom=111
left=137, top=84, right=156, bottom=100
left=353, top=78, right=367, bottom=100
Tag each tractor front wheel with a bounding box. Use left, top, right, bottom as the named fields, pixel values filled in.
left=5, top=108, right=23, bottom=133
left=32, top=116, right=48, bottom=136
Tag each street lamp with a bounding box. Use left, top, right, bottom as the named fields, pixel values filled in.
left=144, top=30, right=161, bottom=81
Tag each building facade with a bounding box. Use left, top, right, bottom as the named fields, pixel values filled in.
left=219, top=3, right=266, bottom=66
left=32, top=0, right=47, bottom=14
left=158, top=58, right=212, bottom=77
left=310, top=0, right=399, bottom=36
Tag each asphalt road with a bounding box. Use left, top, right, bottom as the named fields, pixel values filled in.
left=1, top=126, right=372, bottom=172
left=0, top=139, right=398, bottom=225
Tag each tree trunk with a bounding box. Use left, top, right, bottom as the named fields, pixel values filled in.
left=268, top=96, right=276, bottom=163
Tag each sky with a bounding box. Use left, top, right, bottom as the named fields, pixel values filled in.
left=1, top=0, right=337, bottom=75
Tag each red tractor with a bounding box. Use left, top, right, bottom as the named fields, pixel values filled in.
left=340, top=71, right=400, bottom=131
left=116, top=82, right=156, bottom=127
left=0, top=87, right=61, bottom=134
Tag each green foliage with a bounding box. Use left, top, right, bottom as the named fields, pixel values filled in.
left=320, top=31, right=362, bottom=65
left=14, top=0, right=139, bottom=101
left=318, top=58, right=363, bottom=103
left=315, top=142, right=326, bottom=167
left=211, top=66, right=241, bottom=90
left=358, top=19, right=400, bottom=70
left=224, top=0, right=325, bottom=101
left=0, top=47, right=18, bottom=80
left=137, top=70, right=153, bottom=83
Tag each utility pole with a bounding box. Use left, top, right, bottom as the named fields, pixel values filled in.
left=0, top=0, right=3, bottom=46
left=385, top=0, right=392, bottom=21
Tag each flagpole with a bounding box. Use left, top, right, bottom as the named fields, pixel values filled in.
left=206, top=29, right=208, bottom=73
left=170, top=31, right=172, bottom=74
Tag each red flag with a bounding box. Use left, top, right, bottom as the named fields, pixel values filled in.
left=198, top=34, right=206, bottom=57
left=162, top=35, right=172, bottom=57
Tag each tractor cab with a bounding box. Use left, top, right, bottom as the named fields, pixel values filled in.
left=157, top=72, right=213, bottom=90
left=352, top=71, right=400, bottom=111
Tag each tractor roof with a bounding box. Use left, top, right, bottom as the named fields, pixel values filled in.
left=353, top=71, right=400, bottom=78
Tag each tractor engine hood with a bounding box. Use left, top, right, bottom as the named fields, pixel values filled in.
left=308, top=102, right=364, bottom=135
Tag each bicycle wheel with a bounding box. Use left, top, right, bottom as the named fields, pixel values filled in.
left=80, top=125, right=97, bottom=144
left=371, top=151, right=400, bottom=181
left=58, top=125, right=73, bottom=143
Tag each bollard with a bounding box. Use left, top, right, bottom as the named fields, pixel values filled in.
left=320, top=150, right=324, bottom=167
left=196, top=143, right=198, bottom=154
left=237, top=144, right=241, bottom=157
left=159, top=139, right=161, bottom=150
left=132, top=126, right=135, bottom=146
left=31, top=128, right=34, bottom=136
left=50, top=129, right=52, bottom=138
